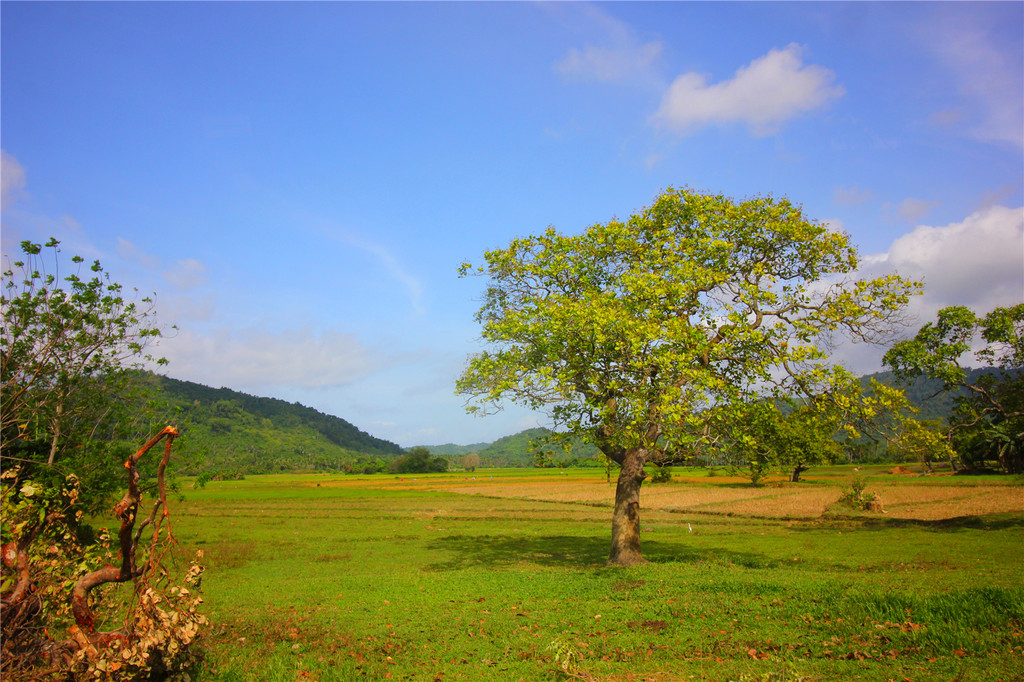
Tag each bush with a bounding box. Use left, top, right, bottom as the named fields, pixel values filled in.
left=649, top=465, right=672, bottom=484
left=0, top=429, right=207, bottom=680
left=837, top=476, right=884, bottom=512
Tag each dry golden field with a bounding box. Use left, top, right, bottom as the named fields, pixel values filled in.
left=383, top=470, right=1024, bottom=522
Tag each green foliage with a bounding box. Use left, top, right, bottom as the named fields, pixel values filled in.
left=546, top=637, right=587, bottom=679
left=421, top=441, right=490, bottom=457
left=885, top=304, right=1024, bottom=473
left=2, top=240, right=170, bottom=511
left=458, top=188, right=919, bottom=460
left=462, top=451, right=480, bottom=472
left=648, top=464, right=672, bottom=483
left=890, top=419, right=954, bottom=470
left=133, top=373, right=403, bottom=476
left=712, top=374, right=913, bottom=483
left=1, top=459, right=207, bottom=680
left=457, top=188, right=919, bottom=560
left=391, top=446, right=449, bottom=474
left=835, top=476, right=883, bottom=511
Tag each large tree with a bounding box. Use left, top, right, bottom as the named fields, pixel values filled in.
left=457, top=188, right=919, bottom=565
left=884, top=304, right=1023, bottom=473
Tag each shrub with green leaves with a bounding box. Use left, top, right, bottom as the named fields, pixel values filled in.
left=1, top=430, right=207, bottom=680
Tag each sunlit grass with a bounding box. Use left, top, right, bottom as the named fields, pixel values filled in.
left=155, top=468, right=1024, bottom=681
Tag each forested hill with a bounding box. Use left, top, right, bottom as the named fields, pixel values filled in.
left=139, top=367, right=1002, bottom=475
left=140, top=373, right=402, bottom=475
left=858, top=367, right=1006, bottom=423
left=419, top=368, right=1005, bottom=466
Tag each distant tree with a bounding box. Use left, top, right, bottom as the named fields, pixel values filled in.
left=393, top=446, right=449, bottom=474
left=885, top=304, right=1024, bottom=473
left=458, top=188, right=920, bottom=565
left=463, top=452, right=481, bottom=471
left=890, top=418, right=954, bottom=472
left=712, top=372, right=910, bottom=483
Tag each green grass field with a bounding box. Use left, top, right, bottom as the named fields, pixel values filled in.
left=158, top=468, right=1022, bottom=681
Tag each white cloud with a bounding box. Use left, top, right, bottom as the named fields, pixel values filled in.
left=116, top=238, right=161, bottom=270
left=644, top=153, right=666, bottom=170
left=652, top=44, right=844, bottom=136
left=823, top=205, right=1023, bottom=376
left=1, top=150, right=26, bottom=209
left=159, top=293, right=215, bottom=324
left=156, top=326, right=382, bottom=391
left=163, top=257, right=208, bottom=289
left=879, top=205, right=1023, bottom=312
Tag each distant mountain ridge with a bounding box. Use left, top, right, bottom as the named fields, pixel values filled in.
left=140, top=366, right=1001, bottom=475
left=419, top=368, right=1002, bottom=464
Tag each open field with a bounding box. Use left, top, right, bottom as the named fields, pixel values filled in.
left=159, top=467, right=1023, bottom=681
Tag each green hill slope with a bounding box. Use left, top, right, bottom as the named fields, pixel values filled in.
left=859, top=367, right=1005, bottom=424
left=423, top=369, right=1007, bottom=468
left=141, top=373, right=402, bottom=475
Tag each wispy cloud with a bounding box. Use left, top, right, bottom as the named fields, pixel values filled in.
left=352, top=237, right=424, bottom=315
left=922, top=9, right=1023, bottom=150
left=318, top=227, right=426, bottom=316
left=117, top=237, right=161, bottom=270
left=1, top=150, right=27, bottom=210
left=0, top=156, right=97, bottom=259
left=156, top=326, right=382, bottom=391
left=552, top=4, right=664, bottom=88
left=882, top=197, right=939, bottom=224
left=832, top=186, right=874, bottom=206
left=556, top=42, right=663, bottom=85
left=163, top=257, right=208, bottom=289
left=652, top=44, right=844, bottom=136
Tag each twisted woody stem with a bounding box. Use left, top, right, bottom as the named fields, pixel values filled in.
left=70, top=426, right=179, bottom=633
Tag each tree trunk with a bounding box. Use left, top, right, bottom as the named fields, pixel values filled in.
left=608, top=447, right=648, bottom=566
left=46, top=403, right=63, bottom=466
left=791, top=463, right=809, bottom=482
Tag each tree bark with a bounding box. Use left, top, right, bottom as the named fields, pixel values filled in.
left=790, top=463, right=809, bottom=482
left=608, top=447, right=648, bottom=566
left=70, top=426, right=178, bottom=632
left=46, top=402, right=63, bottom=466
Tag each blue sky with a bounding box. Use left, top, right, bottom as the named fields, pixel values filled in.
left=2, top=2, right=1022, bottom=447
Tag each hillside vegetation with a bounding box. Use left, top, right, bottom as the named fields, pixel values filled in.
left=134, top=368, right=996, bottom=477
left=140, top=373, right=403, bottom=476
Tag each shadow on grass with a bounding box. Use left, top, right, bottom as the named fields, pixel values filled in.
left=422, top=533, right=774, bottom=571
left=810, top=512, right=1024, bottom=532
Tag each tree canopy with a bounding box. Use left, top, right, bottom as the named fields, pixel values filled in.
left=458, top=188, right=920, bottom=564
left=884, top=304, right=1023, bottom=473
left=2, top=239, right=169, bottom=510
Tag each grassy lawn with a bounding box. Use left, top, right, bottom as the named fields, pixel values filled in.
left=162, top=468, right=1023, bottom=681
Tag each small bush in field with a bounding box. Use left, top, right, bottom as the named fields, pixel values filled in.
left=837, top=476, right=884, bottom=511
left=649, top=466, right=672, bottom=484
